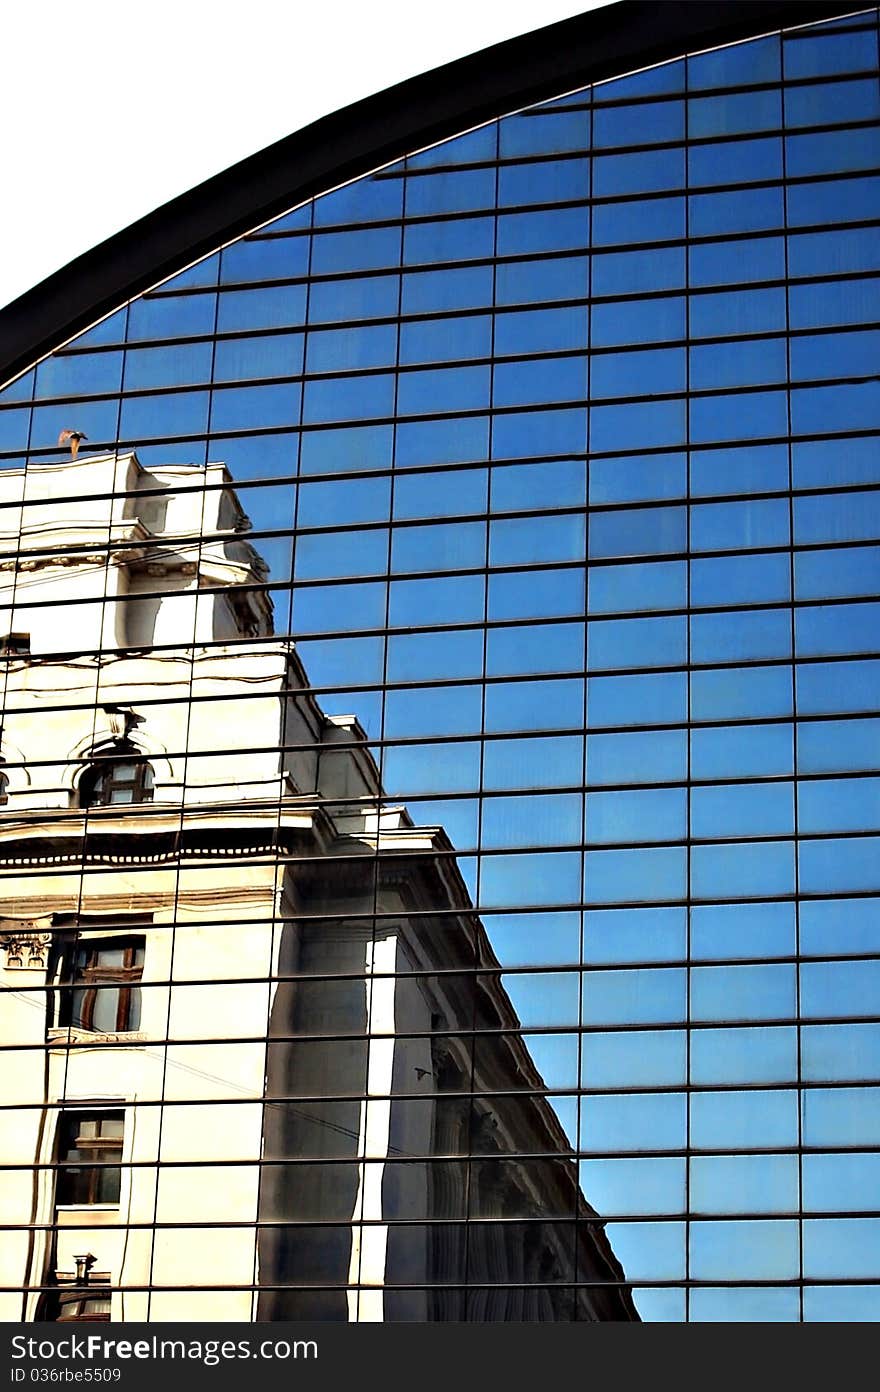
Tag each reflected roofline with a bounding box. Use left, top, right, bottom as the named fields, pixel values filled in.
left=0, top=0, right=860, bottom=388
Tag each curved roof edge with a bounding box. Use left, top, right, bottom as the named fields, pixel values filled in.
left=0, top=0, right=857, bottom=386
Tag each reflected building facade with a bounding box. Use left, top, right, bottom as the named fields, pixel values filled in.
left=1, top=0, right=880, bottom=1321
left=0, top=450, right=634, bottom=1321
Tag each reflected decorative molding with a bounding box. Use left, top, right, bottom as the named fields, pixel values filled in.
left=0, top=919, right=53, bottom=969
left=47, top=1027, right=148, bottom=1048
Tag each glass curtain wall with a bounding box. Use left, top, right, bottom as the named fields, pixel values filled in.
left=1, top=6, right=880, bottom=1322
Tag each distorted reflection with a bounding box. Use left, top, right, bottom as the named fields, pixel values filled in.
left=2, top=5, right=880, bottom=1324
left=0, top=449, right=636, bottom=1322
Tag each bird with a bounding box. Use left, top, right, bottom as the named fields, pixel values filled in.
left=58, top=429, right=88, bottom=460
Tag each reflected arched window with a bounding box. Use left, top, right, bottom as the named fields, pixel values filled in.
left=78, top=747, right=154, bottom=808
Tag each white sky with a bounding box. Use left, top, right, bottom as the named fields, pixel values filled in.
left=1, top=0, right=610, bottom=311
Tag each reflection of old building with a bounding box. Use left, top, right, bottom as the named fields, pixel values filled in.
left=0, top=452, right=636, bottom=1322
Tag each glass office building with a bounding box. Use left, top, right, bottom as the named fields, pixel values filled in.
left=1, top=0, right=879, bottom=1322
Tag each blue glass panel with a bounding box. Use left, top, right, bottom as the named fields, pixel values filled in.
left=690, top=552, right=790, bottom=608
left=403, top=214, right=498, bottom=265
left=688, top=35, right=780, bottom=89
left=788, top=125, right=880, bottom=179
left=691, top=902, right=796, bottom=962
left=582, top=906, right=687, bottom=965
left=690, top=1288, right=800, bottom=1323
left=799, top=837, right=880, bottom=894
left=787, top=172, right=880, bottom=227
left=692, top=841, right=795, bottom=900
left=690, top=1155, right=798, bottom=1214
left=303, top=374, right=394, bottom=425
left=690, top=1220, right=798, bottom=1282
left=804, top=1220, right=880, bottom=1281
left=783, top=27, right=879, bottom=78
left=399, top=314, right=491, bottom=365
left=583, top=847, right=686, bottom=903
left=593, top=148, right=685, bottom=198
left=119, top=391, right=208, bottom=441
left=691, top=963, right=796, bottom=1021
left=691, top=723, right=793, bottom=779
left=796, top=602, right=880, bottom=658
left=587, top=729, right=687, bottom=785
left=689, top=185, right=784, bottom=237
left=588, top=614, right=687, bottom=670
left=216, top=285, right=305, bottom=332
left=588, top=559, right=686, bottom=614
left=691, top=783, right=794, bottom=840
left=590, top=452, right=687, bottom=505
left=214, top=335, right=306, bottom=383
left=796, top=658, right=880, bottom=715
left=690, top=294, right=787, bottom=340
left=593, top=195, right=685, bottom=245
left=484, top=677, right=584, bottom=733
left=220, top=236, right=309, bottom=283
left=495, top=256, right=590, bottom=307
left=689, top=337, right=786, bottom=390
left=587, top=671, right=688, bottom=727
left=0, top=407, right=29, bottom=451
left=689, top=137, right=782, bottom=188
left=499, top=110, right=589, bottom=158
left=492, top=407, right=586, bottom=459
left=486, top=621, right=584, bottom=677
left=691, top=498, right=789, bottom=552
left=590, top=399, right=686, bottom=453
left=36, top=351, right=124, bottom=398
left=793, top=381, right=880, bottom=437
left=490, top=513, right=585, bottom=567
left=210, top=383, right=301, bottom=433
left=792, top=328, right=880, bottom=382
left=308, top=275, right=399, bottom=323
left=128, top=293, right=217, bottom=340
left=789, top=226, right=880, bottom=279
left=591, top=347, right=686, bottom=399
left=688, top=88, right=781, bottom=138
left=406, top=167, right=497, bottom=217
left=802, top=1024, right=880, bottom=1085
left=591, top=297, right=685, bottom=347
left=690, top=666, right=792, bottom=722
left=497, top=206, right=590, bottom=258
left=691, top=443, right=789, bottom=498
left=691, top=607, right=791, bottom=664
left=394, top=467, right=488, bottom=519
left=310, top=226, right=401, bottom=275
left=493, top=355, right=587, bottom=408
left=801, top=897, right=880, bottom=957
left=300, top=422, right=393, bottom=475
left=586, top=787, right=687, bottom=844
left=396, top=415, right=489, bottom=467
left=401, top=264, right=494, bottom=314
left=408, top=126, right=496, bottom=169
left=498, top=158, right=589, bottom=207
left=690, top=1089, right=798, bottom=1150
left=690, top=1025, right=797, bottom=1085
left=690, top=237, right=786, bottom=290
left=802, top=725, right=880, bottom=787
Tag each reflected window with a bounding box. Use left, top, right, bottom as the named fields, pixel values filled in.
left=56, top=936, right=145, bottom=1033
left=38, top=1290, right=112, bottom=1323
left=55, top=1111, right=124, bottom=1206
left=78, top=749, right=154, bottom=808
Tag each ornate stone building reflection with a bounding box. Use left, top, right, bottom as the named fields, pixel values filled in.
left=0, top=452, right=636, bottom=1322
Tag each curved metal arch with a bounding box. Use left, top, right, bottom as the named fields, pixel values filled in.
left=0, top=0, right=854, bottom=390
